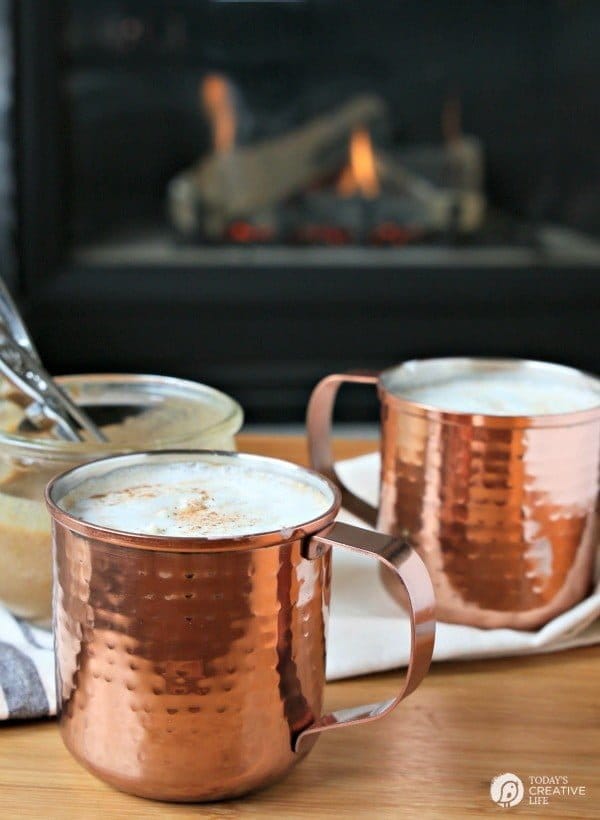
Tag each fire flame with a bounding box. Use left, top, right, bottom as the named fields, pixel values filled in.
left=200, top=74, right=236, bottom=153
left=337, top=128, right=380, bottom=198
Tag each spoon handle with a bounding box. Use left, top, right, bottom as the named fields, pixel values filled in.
left=0, top=330, right=107, bottom=443
left=0, top=279, right=42, bottom=364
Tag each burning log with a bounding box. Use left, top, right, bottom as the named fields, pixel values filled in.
left=296, top=126, right=485, bottom=244
left=377, top=146, right=486, bottom=234
left=336, top=119, right=484, bottom=235
left=376, top=96, right=486, bottom=234
left=167, top=94, right=387, bottom=238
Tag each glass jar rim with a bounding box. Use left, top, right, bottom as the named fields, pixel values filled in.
left=0, top=373, right=243, bottom=461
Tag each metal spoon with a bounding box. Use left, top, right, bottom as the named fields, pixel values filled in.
left=0, top=280, right=107, bottom=442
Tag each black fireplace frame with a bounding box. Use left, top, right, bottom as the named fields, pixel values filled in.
left=9, top=0, right=600, bottom=422
left=15, top=1, right=66, bottom=294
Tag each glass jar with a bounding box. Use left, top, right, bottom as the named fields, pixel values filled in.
left=0, top=374, right=243, bottom=625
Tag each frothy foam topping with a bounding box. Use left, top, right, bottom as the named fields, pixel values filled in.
left=60, top=461, right=332, bottom=537
left=394, top=371, right=600, bottom=415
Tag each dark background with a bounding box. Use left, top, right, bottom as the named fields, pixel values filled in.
left=2, top=1, right=599, bottom=423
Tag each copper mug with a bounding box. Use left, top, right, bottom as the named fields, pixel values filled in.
left=308, top=358, right=600, bottom=630
left=46, top=450, right=435, bottom=802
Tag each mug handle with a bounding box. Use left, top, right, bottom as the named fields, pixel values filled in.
left=306, top=371, right=380, bottom=527
left=295, top=521, right=435, bottom=752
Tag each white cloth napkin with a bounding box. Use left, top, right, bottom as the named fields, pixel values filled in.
left=326, top=452, right=600, bottom=680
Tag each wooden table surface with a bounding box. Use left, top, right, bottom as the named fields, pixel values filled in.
left=0, top=435, right=598, bottom=819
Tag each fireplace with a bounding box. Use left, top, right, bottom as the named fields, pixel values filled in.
left=5, top=1, right=600, bottom=421
left=166, top=77, right=485, bottom=247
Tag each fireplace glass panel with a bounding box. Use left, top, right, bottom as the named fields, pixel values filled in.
left=61, top=0, right=600, bottom=265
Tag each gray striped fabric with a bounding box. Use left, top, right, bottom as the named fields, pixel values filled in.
left=0, top=606, right=55, bottom=720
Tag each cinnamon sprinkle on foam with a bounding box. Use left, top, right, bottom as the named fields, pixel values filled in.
left=61, top=461, right=330, bottom=538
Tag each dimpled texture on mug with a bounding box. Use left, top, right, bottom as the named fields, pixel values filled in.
left=54, top=528, right=330, bottom=801
left=381, top=410, right=599, bottom=626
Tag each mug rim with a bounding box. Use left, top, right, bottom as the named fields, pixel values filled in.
left=378, top=357, right=600, bottom=428
left=45, top=449, right=341, bottom=552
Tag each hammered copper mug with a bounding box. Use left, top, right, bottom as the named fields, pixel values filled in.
left=307, top=358, right=600, bottom=630
left=46, top=450, right=435, bottom=802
